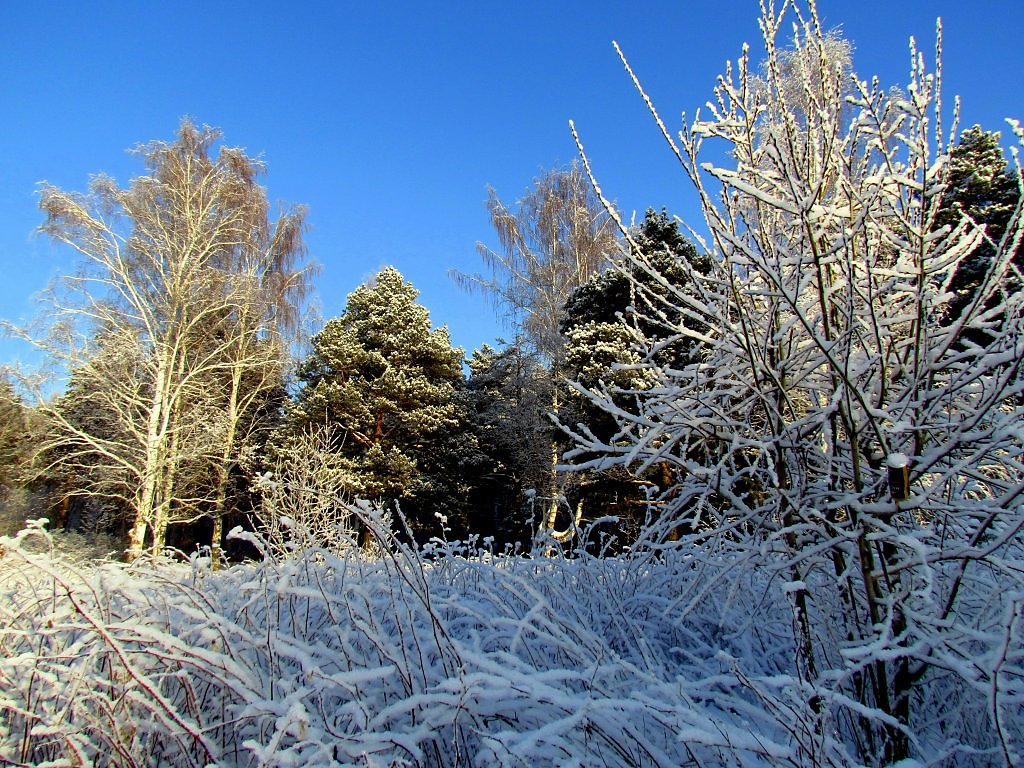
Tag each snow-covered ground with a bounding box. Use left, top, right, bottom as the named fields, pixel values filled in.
left=0, top=520, right=1019, bottom=767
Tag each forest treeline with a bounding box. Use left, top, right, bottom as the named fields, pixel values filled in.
left=0, top=122, right=725, bottom=558
left=0, top=113, right=1020, bottom=563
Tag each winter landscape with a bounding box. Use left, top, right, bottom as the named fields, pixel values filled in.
left=1, top=1, right=1023, bottom=765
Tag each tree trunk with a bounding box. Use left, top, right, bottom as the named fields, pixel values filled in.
left=151, top=501, right=170, bottom=554
left=211, top=513, right=223, bottom=569
left=210, top=359, right=244, bottom=570
left=127, top=518, right=148, bottom=559
left=542, top=383, right=562, bottom=540
left=130, top=356, right=170, bottom=560
left=359, top=523, right=373, bottom=551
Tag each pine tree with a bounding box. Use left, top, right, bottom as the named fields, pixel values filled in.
left=562, top=208, right=711, bottom=395
left=281, top=267, right=470, bottom=543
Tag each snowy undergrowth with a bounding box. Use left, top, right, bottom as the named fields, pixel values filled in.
left=0, top=520, right=809, bottom=768
left=0, top=517, right=1018, bottom=767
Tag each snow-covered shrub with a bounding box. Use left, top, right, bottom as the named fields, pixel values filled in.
left=254, top=425, right=362, bottom=559
left=566, top=1, right=1024, bottom=764
left=0, top=515, right=867, bottom=767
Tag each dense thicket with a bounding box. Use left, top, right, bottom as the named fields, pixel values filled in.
left=454, top=166, right=624, bottom=541
left=565, top=2, right=1024, bottom=763
left=0, top=375, right=32, bottom=535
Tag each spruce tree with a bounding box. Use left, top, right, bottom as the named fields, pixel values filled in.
left=561, top=208, right=711, bottom=396
left=558, top=210, right=712, bottom=541
left=464, top=342, right=554, bottom=547
left=0, top=374, right=31, bottom=535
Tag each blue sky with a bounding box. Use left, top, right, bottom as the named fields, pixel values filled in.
left=2, top=1, right=1021, bottom=372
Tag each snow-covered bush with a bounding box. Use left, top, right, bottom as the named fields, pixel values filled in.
left=254, top=426, right=362, bottom=560
left=566, top=1, right=1024, bottom=764
left=2, top=517, right=848, bottom=767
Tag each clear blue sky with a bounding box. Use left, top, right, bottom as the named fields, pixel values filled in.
left=2, top=1, right=1021, bottom=372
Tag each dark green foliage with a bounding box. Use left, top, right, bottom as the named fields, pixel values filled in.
left=561, top=208, right=710, bottom=432
left=562, top=209, right=711, bottom=383
left=463, top=342, right=554, bottom=547
left=558, top=209, right=711, bottom=542
left=936, top=126, right=1022, bottom=315
left=0, top=375, right=33, bottom=535
left=0, top=375, right=28, bottom=491
left=282, top=267, right=475, bottom=540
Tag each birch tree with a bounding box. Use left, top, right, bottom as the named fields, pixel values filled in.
left=457, top=165, right=622, bottom=365
left=568, top=1, right=1024, bottom=763
left=23, top=120, right=310, bottom=558
left=455, top=166, right=622, bottom=538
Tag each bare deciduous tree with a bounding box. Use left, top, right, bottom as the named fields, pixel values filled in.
left=15, top=119, right=312, bottom=559
left=568, top=1, right=1024, bottom=763
left=455, top=165, right=622, bottom=366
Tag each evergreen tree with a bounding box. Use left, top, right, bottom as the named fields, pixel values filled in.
left=281, top=267, right=471, bottom=543
left=934, top=125, right=1022, bottom=313
left=464, top=342, right=554, bottom=547
left=559, top=209, right=711, bottom=541
left=562, top=208, right=711, bottom=394
left=0, top=375, right=28, bottom=492
left=0, top=374, right=31, bottom=535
